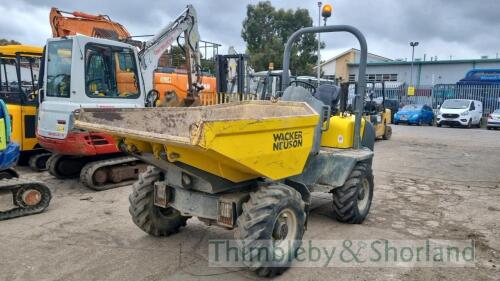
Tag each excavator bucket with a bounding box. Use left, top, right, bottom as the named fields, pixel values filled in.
left=74, top=101, right=320, bottom=182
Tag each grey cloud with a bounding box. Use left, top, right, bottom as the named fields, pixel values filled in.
left=5, top=0, right=500, bottom=60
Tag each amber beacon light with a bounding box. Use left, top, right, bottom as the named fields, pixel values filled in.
left=322, top=4, right=332, bottom=18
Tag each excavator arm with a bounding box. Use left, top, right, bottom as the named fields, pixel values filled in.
left=49, top=7, right=130, bottom=40
left=139, top=5, right=203, bottom=105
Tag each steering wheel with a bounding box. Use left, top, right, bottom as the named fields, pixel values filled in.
left=86, top=78, right=107, bottom=94
left=86, top=78, right=105, bottom=87
left=289, top=80, right=317, bottom=93
left=49, top=74, right=70, bottom=97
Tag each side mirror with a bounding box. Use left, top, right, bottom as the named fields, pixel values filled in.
left=146, top=90, right=159, bottom=107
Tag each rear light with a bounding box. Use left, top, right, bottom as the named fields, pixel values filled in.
left=153, top=182, right=170, bottom=208
left=217, top=201, right=235, bottom=227
left=488, top=114, right=492, bottom=120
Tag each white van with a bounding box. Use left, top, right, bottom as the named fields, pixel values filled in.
left=436, top=99, right=483, bottom=128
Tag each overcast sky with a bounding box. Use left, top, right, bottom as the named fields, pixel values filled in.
left=1, top=0, right=499, bottom=61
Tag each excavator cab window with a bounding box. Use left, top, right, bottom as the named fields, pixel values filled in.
left=84, top=44, right=139, bottom=99
left=46, top=39, right=72, bottom=98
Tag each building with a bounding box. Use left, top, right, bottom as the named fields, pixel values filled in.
left=315, top=48, right=391, bottom=82
left=348, top=58, right=500, bottom=86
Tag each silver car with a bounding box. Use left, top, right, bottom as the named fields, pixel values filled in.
left=487, top=109, right=500, bottom=130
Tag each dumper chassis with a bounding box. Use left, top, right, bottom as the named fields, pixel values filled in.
left=74, top=25, right=375, bottom=277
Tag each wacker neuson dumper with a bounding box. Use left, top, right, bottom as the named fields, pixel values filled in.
left=73, top=26, right=376, bottom=277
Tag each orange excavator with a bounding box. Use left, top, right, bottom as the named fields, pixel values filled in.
left=49, top=7, right=216, bottom=105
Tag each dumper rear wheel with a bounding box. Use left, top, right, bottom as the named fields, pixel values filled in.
left=332, top=163, right=373, bottom=224
left=129, top=166, right=188, bottom=236
left=235, top=184, right=305, bottom=277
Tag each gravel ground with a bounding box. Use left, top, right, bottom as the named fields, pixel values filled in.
left=0, top=125, right=499, bottom=281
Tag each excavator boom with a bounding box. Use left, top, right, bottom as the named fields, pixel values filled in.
left=139, top=5, right=202, bottom=103
left=50, top=7, right=130, bottom=40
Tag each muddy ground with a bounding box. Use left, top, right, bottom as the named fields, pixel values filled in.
left=0, top=125, right=499, bottom=281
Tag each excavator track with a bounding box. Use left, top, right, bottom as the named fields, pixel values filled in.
left=0, top=177, right=52, bottom=221
left=47, top=154, right=88, bottom=179
left=28, top=152, right=52, bottom=172
left=80, top=156, right=147, bottom=191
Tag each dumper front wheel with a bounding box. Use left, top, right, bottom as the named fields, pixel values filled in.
left=332, top=163, right=373, bottom=224
left=235, top=184, right=305, bottom=277
left=129, top=166, right=188, bottom=237
left=382, top=124, right=392, bottom=140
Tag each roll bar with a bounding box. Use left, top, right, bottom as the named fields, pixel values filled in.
left=282, top=25, right=367, bottom=149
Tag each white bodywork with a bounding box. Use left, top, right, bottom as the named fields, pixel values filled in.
left=487, top=109, right=500, bottom=128
left=436, top=99, right=483, bottom=127
left=38, top=36, right=145, bottom=139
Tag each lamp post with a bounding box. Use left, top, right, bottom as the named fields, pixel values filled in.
left=409, top=41, right=419, bottom=87
left=317, top=2, right=322, bottom=87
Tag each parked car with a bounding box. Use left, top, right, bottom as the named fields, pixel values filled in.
left=487, top=109, right=500, bottom=130
left=393, top=104, right=434, bottom=125
left=436, top=99, right=482, bottom=128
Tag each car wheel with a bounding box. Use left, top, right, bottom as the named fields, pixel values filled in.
left=487, top=126, right=492, bottom=130
left=476, top=118, right=482, bottom=128
left=418, top=119, right=423, bottom=126
left=467, top=119, right=472, bottom=128
left=437, top=122, right=442, bottom=127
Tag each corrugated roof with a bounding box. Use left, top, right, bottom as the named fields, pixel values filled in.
left=348, top=58, right=500, bottom=67
left=315, top=48, right=392, bottom=68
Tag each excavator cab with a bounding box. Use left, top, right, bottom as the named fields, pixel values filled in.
left=0, top=45, right=51, bottom=170
left=38, top=5, right=207, bottom=190
left=38, top=36, right=145, bottom=155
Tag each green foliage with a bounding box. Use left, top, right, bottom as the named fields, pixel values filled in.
left=0, top=39, right=21, bottom=46
left=159, top=45, right=215, bottom=74
left=200, top=59, right=215, bottom=74
left=169, top=45, right=187, bottom=67
left=242, top=1, right=321, bottom=75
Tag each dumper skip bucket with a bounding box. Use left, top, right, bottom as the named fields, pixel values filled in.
left=74, top=101, right=320, bottom=182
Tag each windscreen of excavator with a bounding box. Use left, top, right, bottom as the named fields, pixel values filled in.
left=46, top=39, right=72, bottom=98
left=84, top=43, right=139, bottom=99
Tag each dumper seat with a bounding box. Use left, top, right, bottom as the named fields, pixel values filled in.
left=312, top=84, right=341, bottom=115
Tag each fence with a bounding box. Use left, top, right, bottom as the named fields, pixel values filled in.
left=368, top=83, right=500, bottom=115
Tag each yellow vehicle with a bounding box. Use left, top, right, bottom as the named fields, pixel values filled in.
left=73, top=25, right=377, bottom=277
left=0, top=45, right=51, bottom=170
left=341, top=82, right=392, bottom=140
left=365, top=82, right=392, bottom=140
left=364, top=106, right=392, bottom=140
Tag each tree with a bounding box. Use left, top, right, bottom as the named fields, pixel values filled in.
left=0, top=39, right=21, bottom=46
left=158, top=45, right=215, bottom=74
left=242, top=1, right=321, bottom=75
